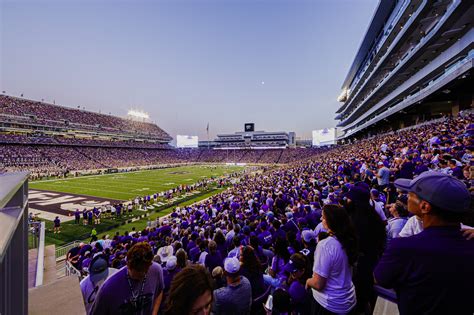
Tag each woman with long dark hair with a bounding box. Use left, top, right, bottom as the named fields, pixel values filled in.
left=164, top=265, right=214, bottom=315
left=240, top=245, right=265, bottom=299
left=263, top=238, right=290, bottom=289
left=345, top=185, right=386, bottom=314
left=306, top=205, right=358, bottom=315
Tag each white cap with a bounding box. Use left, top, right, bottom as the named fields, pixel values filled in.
left=224, top=257, right=240, bottom=274
left=166, top=256, right=177, bottom=270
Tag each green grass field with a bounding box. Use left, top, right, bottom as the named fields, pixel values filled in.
left=30, top=165, right=243, bottom=201
left=29, top=164, right=243, bottom=246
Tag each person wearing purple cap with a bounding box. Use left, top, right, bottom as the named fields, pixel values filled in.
left=283, top=252, right=311, bottom=313
left=374, top=172, right=474, bottom=315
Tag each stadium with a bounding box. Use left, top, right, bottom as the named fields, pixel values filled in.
left=0, top=1, right=473, bottom=315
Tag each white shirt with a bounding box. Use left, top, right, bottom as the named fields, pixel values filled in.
left=80, top=268, right=118, bottom=314
left=398, top=216, right=423, bottom=237
left=370, top=200, right=387, bottom=222
left=312, top=236, right=356, bottom=314
left=198, top=251, right=208, bottom=266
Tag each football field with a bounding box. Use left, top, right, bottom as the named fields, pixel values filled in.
left=29, top=164, right=243, bottom=201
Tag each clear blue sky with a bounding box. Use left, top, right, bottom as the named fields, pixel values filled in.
left=1, top=0, right=378, bottom=141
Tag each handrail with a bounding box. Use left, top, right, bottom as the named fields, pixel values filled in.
left=56, top=240, right=82, bottom=260
left=35, top=221, right=45, bottom=287
left=65, top=260, right=83, bottom=280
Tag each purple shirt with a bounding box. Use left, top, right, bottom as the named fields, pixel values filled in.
left=374, top=226, right=474, bottom=315
left=91, top=263, right=164, bottom=315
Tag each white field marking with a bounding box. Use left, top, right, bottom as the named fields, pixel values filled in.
left=38, top=179, right=156, bottom=190
left=32, top=182, right=138, bottom=199
left=164, top=183, right=176, bottom=186
left=29, top=208, right=75, bottom=222
left=132, top=188, right=150, bottom=192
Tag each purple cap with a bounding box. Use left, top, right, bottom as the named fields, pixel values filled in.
left=346, top=186, right=370, bottom=203
left=283, top=258, right=305, bottom=273
left=395, top=171, right=471, bottom=213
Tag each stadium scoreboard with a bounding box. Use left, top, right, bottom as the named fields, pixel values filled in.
left=312, top=128, right=336, bottom=147
left=177, top=135, right=199, bottom=148
left=244, top=123, right=255, bottom=132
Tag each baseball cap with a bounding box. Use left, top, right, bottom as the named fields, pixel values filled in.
left=89, top=255, right=109, bottom=284
left=283, top=257, right=306, bottom=273
left=394, top=171, right=471, bottom=213
left=165, top=256, right=177, bottom=271
left=301, top=230, right=316, bottom=243
left=157, top=245, right=174, bottom=263
left=346, top=186, right=370, bottom=203
left=224, top=257, right=240, bottom=274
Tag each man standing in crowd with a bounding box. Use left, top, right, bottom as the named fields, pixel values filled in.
left=212, top=257, right=252, bottom=314
left=91, top=242, right=164, bottom=315
left=374, top=172, right=474, bottom=314
left=376, top=162, right=390, bottom=190
left=80, top=255, right=118, bottom=314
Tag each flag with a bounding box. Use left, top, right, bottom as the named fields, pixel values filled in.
left=206, top=122, right=209, bottom=133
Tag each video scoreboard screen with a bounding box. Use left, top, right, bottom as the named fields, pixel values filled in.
left=176, top=135, right=199, bottom=148
left=244, top=123, right=255, bottom=132
left=312, top=128, right=336, bottom=146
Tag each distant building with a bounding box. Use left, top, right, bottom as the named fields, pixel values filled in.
left=199, top=124, right=296, bottom=149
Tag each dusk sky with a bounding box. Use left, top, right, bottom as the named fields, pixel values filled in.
left=1, top=0, right=378, bottom=142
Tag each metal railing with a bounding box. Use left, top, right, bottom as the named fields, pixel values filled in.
left=0, top=171, right=29, bottom=315
left=28, top=221, right=42, bottom=249
left=55, top=240, right=82, bottom=261
left=65, top=260, right=84, bottom=281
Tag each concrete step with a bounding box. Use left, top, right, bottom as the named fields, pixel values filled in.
left=42, top=245, right=57, bottom=285
left=28, top=248, right=38, bottom=289
left=28, top=276, right=85, bottom=315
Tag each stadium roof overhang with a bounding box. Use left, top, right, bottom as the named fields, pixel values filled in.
left=337, top=2, right=474, bottom=127
left=340, top=0, right=396, bottom=92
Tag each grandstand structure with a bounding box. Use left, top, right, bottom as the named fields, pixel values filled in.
left=336, top=0, right=473, bottom=141
left=200, top=124, right=296, bottom=149
left=0, top=95, right=172, bottom=144
left=0, top=96, right=322, bottom=177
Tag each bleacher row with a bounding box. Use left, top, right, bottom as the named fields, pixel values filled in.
left=0, top=145, right=325, bottom=177
left=0, top=95, right=171, bottom=140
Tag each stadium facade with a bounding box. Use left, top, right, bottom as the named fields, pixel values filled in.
left=199, top=124, right=296, bottom=149
left=336, top=0, right=474, bottom=141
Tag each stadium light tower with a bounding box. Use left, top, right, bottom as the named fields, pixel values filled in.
left=127, top=109, right=150, bottom=122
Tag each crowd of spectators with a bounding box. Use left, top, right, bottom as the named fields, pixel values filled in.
left=67, top=112, right=473, bottom=314
left=0, top=95, right=171, bottom=140
left=0, top=145, right=326, bottom=178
